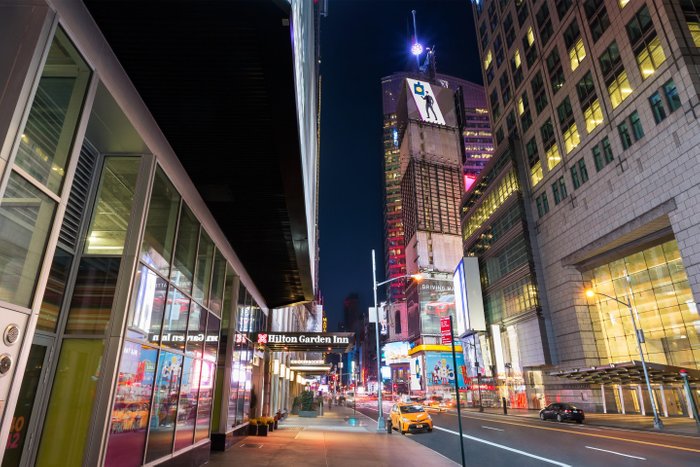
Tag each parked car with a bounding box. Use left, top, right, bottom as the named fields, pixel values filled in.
left=390, top=403, right=433, bottom=434
left=539, top=403, right=584, bottom=424
left=344, top=391, right=355, bottom=406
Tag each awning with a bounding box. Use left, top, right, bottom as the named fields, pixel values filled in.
left=550, top=361, right=700, bottom=385
left=252, top=332, right=355, bottom=352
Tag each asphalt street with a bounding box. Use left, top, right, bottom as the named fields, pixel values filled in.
left=351, top=402, right=700, bottom=466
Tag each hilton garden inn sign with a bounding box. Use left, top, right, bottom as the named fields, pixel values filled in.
left=252, top=332, right=354, bottom=352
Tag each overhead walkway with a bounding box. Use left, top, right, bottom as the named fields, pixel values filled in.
left=207, top=404, right=458, bottom=467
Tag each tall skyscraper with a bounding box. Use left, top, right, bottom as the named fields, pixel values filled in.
left=467, top=0, right=700, bottom=417
left=381, top=72, right=492, bottom=305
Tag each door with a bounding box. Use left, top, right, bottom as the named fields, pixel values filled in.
left=2, top=335, right=53, bottom=467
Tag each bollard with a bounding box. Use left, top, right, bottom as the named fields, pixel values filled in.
left=502, top=397, right=508, bottom=415
left=386, top=417, right=392, bottom=434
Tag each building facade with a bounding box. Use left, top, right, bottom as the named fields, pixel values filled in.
left=470, top=0, right=700, bottom=416
left=0, top=1, right=321, bottom=465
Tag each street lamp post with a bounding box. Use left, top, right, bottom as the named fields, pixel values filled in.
left=586, top=274, right=663, bottom=430
left=371, top=249, right=422, bottom=432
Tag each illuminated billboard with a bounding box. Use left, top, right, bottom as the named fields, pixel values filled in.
left=453, top=257, right=486, bottom=334
left=406, top=278, right=456, bottom=338
left=397, top=78, right=457, bottom=129
left=406, top=78, right=446, bottom=125
left=425, top=352, right=466, bottom=388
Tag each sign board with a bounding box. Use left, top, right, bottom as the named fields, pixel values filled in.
left=453, top=257, right=486, bottom=334
left=407, top=78, right=446, bottom=125
left=440, top=317, right=452, bottom=345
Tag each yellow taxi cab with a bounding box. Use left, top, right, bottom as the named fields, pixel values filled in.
left=389, top=402, right=433, bottom=434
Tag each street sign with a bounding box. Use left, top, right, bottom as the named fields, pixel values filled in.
left=440, top=316, right=452, bottom=344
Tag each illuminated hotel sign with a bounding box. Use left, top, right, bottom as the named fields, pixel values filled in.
left=290, top=359, right=326, bottom=366
left=407, top=78, right=446, bottom=125
left=252, top=332, right=354, bottom=351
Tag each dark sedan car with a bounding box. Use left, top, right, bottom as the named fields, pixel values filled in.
left=539, top=403, right=585, bottom=424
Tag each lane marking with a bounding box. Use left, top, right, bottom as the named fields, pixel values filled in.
left=434, top=426, right=571, bottom=467
left=585, top=446, right=646, bottom=460
left=481, top=426, right=504, bottom=432
left=436, top=413, right=700, bottom=454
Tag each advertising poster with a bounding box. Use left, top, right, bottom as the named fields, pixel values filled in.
left=406, top=78, right=446, bottom=125
left=425, top=352, right=466, bottom=389
left=419, top=279, right=456, bottom=335
left=410, top=356, right=424, bottom=392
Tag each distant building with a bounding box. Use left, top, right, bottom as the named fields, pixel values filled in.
left=469, top=0, right=700, bottom=417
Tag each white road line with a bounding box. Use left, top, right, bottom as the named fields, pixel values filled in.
left=585, top=446, right=647, bottom=460
left=434, top=426, right=571, bottom=467
left=481, top=426, right=504, bottom=432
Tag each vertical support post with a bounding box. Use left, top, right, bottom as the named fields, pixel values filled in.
left=601, top=384, right=607, bottom=414
left=372, top=249, right=385, bottom=432
left=637, top=385, right=645, bottom=416
left=659, top=385, right=668, bottom=417
left=449, top=317, right=466, bottom=467
left=618, top=385, right=626, bottom=414
left=680, top=371, right=700, bottom=431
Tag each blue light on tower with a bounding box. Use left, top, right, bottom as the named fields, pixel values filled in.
left=411, top=42, right=423, bottom=56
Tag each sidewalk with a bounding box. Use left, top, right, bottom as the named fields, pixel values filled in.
left=458, top=406, right=700, bottom=436
left=207, top=405, right=458, bottom=467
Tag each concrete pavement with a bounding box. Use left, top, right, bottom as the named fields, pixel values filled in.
left=206, top=404, right=458, bottom=467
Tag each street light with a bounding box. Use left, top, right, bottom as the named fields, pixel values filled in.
left=585, top=273, right=663, bottom=430
left=372, top=249, right=422, bottom=432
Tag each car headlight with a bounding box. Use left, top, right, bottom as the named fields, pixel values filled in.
left=402, top=417, right=410, bottom=423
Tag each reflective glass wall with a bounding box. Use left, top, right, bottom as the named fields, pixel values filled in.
left=586, top=239, right=699, bottom=368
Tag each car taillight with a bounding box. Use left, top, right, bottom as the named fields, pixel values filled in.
left=564, top=410, right=571, bottom=413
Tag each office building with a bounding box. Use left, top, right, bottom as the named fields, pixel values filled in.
left=469, top=0, right=700, bottom=416
left=0, top=1, right=322, bottom=465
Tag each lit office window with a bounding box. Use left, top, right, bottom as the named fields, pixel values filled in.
left=687, top=22, right=700, bottom=47
left=563, top=123, right=581, bottom=153
left=484, top=50, right=493, bottom=69
left=569, top=38, right=587, bottom=71
left=619, top=0, right=630, bottom=8
left=546, top=144, right=561, bottom=170
left=635, top=35, right=666, bottom=79
left=607, top=71, right=632, bottom=109
left=584, top=99, right=604, bottom=132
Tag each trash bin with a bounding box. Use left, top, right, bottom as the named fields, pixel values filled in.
left=386, top=417, right=392, bottom=434
left=502, top=397, right=508, bottom=415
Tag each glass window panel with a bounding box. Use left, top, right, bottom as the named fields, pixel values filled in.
left=3, top=344, right=47, bottom=466
left=209, top=251, right=226, bottom=315
left=193, top=231, right=214, bottom=305
left=195, top=361, right=215, bottom=441
left=174, top=357, right=199, bottom=451
left=162, top=288, right=189, bottom=352
left=37, top=248, right=72, bottom=332
left=127, top=264, right=168, bottom=344
left=186, top=303, right=206, bottom=358
left=65, top=257, right=121, bottom=335
left=648, top=264, right=672, bottom=289
left=668, top=258, right=688, bottom=284
left=85, top=157, right=140, bottom=255
left=662, top=240, right=682, bottom=262
left=204, top=314, right=220, bottom=363
left=14, top=29, right=91, bottom=194
left=171, top=205, right=198, bottom=293
left=36, top=339, right=104, bottom=466
left=0, top=172, right=57, bottom=307
left=643, top=245, right=666, bottom=269
left=105, top=342, right=158, bottom=467
left=140, top=167, right=180, bottom=276
left=146, top=351, right=183, bottom=462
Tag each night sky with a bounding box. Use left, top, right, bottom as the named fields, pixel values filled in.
left=318, top=0, right=483, bottom=331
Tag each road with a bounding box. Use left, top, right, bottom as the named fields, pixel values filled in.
left=350, top=402, right=700, bottom=466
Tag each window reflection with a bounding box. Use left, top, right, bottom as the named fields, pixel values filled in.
left=127, top=265, right=167, bottom=343
left=196, top=361, right=215, bottom=441
left=162, top=288, right=189, bottom=352
left=171, top=205, right=198, bottom=293
left=174, top=357, right=199, bottom=451
left=14, top=28, right=91, bottom=195
left=186, top=303, right=206, bottom=358
left=146, top=351, right=182, bottom=462
left=65, top=257, right=121, bottom=335
left=140, top=168, right=180, bottom=276
left=37, top=248, right=72, bottom=332
left=105, top=342, right=157, bottom=466
left=0, top=172, right=56, bottom=307
left=193, top=231, right=213, bottom=305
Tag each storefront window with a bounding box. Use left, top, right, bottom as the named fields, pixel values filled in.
left=209, top=251, right=226, bottom=314
left=186, top=303, right=206, bottom=358
left=37, top=248, right=72, bottom=332
left=36, top=339, right=104, bottom=466
left=127, top=264, right=167, bottom=343
left=193, top=231, right=214, bottom=305
left=0, top=172, right=56, bottom=308
left=587, top=239, right=700, bottom=368
left=140, top=168, right=180, bottom=276
left=146, top=351, right=183, bottom=462
left=196, top=361, right=215, bottom=440
left=171, top=205, right=198, bottom=293
left=84, top=157, right=140, bottom=255
left=14, top=28, right=91, bottom=195
left=173, top=357, right=199, bottom=451
left=161, top=288, right=189, bottom=352
left=105, top=342, right=157, bottom=466
left=205, top=315, right=220, bottom=362
left=65, top=257, right=121, bottom=334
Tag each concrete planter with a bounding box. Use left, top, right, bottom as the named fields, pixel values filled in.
left=298, top=410, right=317, bottom=418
